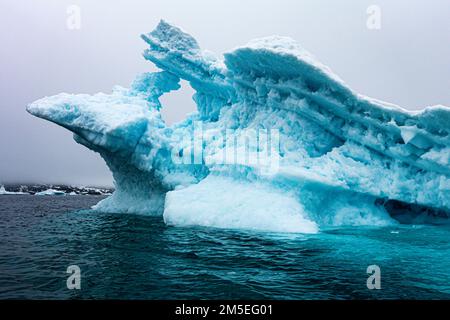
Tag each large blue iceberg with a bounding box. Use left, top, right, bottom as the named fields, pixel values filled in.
left=27, top=21, right=450, bottom=233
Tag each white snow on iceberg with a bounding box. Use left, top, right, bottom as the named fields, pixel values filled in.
left=27, top=21, right=450, bottom=233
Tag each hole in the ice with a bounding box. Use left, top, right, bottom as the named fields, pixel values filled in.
left=395, top=136, right=405, bottom=145
left=160, top=80, right=197, bottom=125
left=380, top=199, right=450, bottom=225
left=305, top=80, right=320, bottom=93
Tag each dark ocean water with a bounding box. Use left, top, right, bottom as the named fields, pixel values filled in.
left=0, top=195, right=449, bottom=299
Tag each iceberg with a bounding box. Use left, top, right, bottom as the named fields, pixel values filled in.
left=27, top=21, right=450, bottom=233
left=35, top=189, right=66, bottom=196
left=0, top=185, right=28, bottom=195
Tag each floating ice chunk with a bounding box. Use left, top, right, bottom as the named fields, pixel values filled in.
left=27, top=20, right=450, bottom=233
left=0, top=185, right=28, bottom=195
left=35, top=189, right=65, bottom=196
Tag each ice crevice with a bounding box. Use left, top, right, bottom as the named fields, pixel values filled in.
left=27, top=20, right=450, bottom=233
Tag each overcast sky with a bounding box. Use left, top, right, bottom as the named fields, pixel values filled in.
left=1, top=0, right=449, bottom=186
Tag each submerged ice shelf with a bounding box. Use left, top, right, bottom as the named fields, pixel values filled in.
left=27, top=21, right=450, bottom=233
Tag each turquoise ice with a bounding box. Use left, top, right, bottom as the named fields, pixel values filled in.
left=27, top=21, right=450, bottom=233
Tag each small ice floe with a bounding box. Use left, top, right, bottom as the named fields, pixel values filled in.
left=35, top=189, right=66, bottom=196
left=0, top=185, right=29, bottom=195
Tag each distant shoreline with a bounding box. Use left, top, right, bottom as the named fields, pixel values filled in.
left=0, top=184, right=114, bottom=196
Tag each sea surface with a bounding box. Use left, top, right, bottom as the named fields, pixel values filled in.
left=0, top=195, right=449, bottom=299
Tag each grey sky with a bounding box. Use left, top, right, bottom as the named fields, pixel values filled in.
left=1, top=0, right=449, bottom=186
